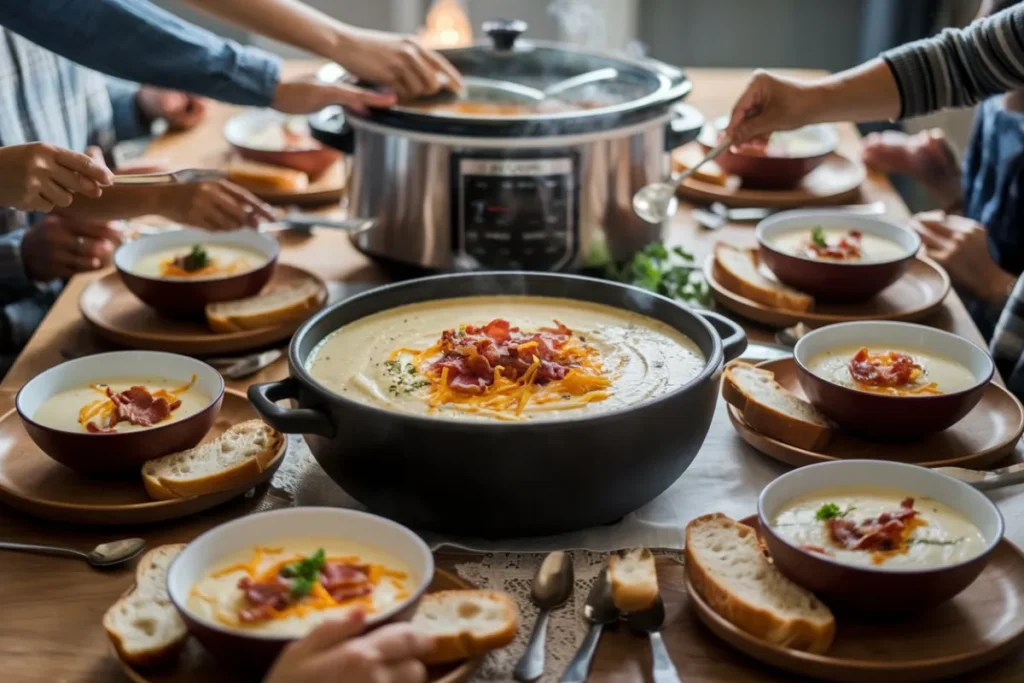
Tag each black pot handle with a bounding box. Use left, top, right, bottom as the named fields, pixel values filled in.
left=248, top=378, right=336, bottom=438
left=664, top=103, right=705, bottom=152
left=696, top=309, right=747, bottom=363
left=308, top=106, right=354, bottom=155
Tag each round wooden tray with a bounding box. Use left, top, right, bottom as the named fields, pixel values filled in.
left=80, top=264, right=327, bottom=355
left=704, top=254, right=951, bottom=328
left=728, top=357, right=1024, bottom=469
left=0, top=390, right=284, bottom=525
left=114, top=568, right=480, bottom=683
left=249, top=157, right=346, bottom=206
left=687, top=515, right=1024, bottom=682
left=675, top=149, right=865, bottom=208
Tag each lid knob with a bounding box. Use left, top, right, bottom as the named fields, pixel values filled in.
left=482, top=19, right=527, bottom=51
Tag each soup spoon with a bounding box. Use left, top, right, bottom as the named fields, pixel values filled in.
left=0, top=538, right=146, bottom=568
left=633, top=136, right=733, bottom=224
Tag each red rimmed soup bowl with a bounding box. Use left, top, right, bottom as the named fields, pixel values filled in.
left=794, top=321, right=994, bottom=440
left=757, top=460, right=1003, bottom=615
left=115, top=228, right=278, bottom=317
left=15, top=351, right=224, bottom=475
left=699, top=118, right=838, bottom=188
left=224, top=109, right=340, bottom=178
left=755, top=210, right=921, bottom=302
left=167, top=507, right=434, bottom=673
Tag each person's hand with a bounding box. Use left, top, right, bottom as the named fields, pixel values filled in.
left=910, top=210, right=1016, bottom=302
left=725, top=70, right=817, bottom=144
left=21, top=214, right=121, bottom=280
left=334, top=28, right=462, bottom=101
left=136, top=87, right=207, bottom=131
left=160, top=180, right=276, bottom=230
left=271, top=78, right=398, bottom=115
left=0, top=143, right=114, bottom=212
left=263, top=610, right=433, bottom=683
left=862, top=129, right=962, bottom=205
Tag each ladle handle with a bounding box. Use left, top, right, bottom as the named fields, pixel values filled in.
left=672, top=135, right=732, bottom=187
left=0, top=541, right=87, bottom=562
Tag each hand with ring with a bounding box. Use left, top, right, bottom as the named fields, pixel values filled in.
left=20, top=214, right=122, bottom=281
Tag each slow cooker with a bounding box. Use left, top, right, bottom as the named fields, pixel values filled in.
left=309, top=19, right=703, bottom=272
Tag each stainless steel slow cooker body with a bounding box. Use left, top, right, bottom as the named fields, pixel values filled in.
left=309, top=20, right=703, bottom=272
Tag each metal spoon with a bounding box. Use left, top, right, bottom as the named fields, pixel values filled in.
left=0, top=538, right=146, bottom=568
left=775, top=321, right=812, bottom=347
left=559, top=568, right=618, bottom=683
left=218, top=349, right=283, bottom=380
left=624, top=595, right=682, bottom=683
left=542, top=67, right=619, bottom=98
left=514, top=551, right=575, bottom=682
left=633, top=136, right=733, bottom=224
left=936, top=461, right=1024, bottom=491
left=113, top=169, right=226, bottom=185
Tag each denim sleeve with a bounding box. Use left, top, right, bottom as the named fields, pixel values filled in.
left=106, top=78, right=148, bottom=142
left=0, top=228, right=62, bottom=356
left=0, top=0, right=281, bottom=107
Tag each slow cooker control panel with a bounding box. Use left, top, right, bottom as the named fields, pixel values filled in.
left=453, top=155, right=578, bottom=271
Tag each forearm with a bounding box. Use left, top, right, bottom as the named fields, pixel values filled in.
left=0, top=0, right=280, bottom=106
left=883, top=4, right=1024, bottom=118
left=803, top=59, right=902, bottom=125
left=57, top=186, right=172, bottom=221
left=179, top=0, right=354, bottom=59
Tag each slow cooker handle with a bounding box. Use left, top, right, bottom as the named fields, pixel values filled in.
left=664, top=103, right=705, bottom=152
left=248, top=379, right=336, bottom=438
left=308, top=106, right=355, bottom=155
left=696, top=310, right=747, bottom=363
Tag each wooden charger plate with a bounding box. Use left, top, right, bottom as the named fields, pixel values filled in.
left=80, top=264, right=328, bottom=355
left=0, top=390, right=284, bottom=525
left=674, top=147, right=866, bottom=209
left=243, top=156, right=346, bottom=206
left=729, top=357, right=1024, bottom=469
left=704, top=254, right=951, bottom=328
left=114, top=568, right=480, bottom=683
left=687, top=515, right=1024, bottom=682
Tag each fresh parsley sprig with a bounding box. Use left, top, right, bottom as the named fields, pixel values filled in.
left=605, top=243, right=710, bottom=306
left=279, top=548, right=326, bottom=598
left=810, top=227, right=827, bottom=249
left=815, top=503, right=843, bottom=521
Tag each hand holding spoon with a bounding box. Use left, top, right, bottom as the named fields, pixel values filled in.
left=0, top=538, right=146, bottom=568
left=633, top=136, right=733, bottom=224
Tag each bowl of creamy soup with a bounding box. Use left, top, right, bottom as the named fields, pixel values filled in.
left=248, top=271, right=747, bottom=536
left=698, top=118, right=838, bottom=188
left=115, top=228, right=278, bottom=317
left=755, top=210, right=921, bottom=302
left=758, top=460, right=1003, bottom=614
left=224, top=109, right=339, bottom=177
left=794, top=321, right=994, bottom=440
left=168, top=507, right=432, bottom=672
left=16, top=351, right=224, bottom=474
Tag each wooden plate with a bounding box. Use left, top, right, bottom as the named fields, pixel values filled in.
left=251, top=157, right=345, bottom=206
left=728, top=357, right=1024, bottom=469
left=0, top=390, right=285, bottom=525
left=675, top=149, right=865, bottom=208
left=80, top=264, right=327, bottom=355
left=704, top=254, right=951, bottom=328
left=687, top=515, right=1024, bottom=682
left=114, top=568, right=480, bottom=683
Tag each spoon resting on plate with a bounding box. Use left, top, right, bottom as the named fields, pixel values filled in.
left=0, top=538, right=146, bottom=568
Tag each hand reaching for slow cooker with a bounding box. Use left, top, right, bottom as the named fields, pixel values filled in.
left=262, top=610, right=433, bottom=683
left=332, top=28, right=463, bottom=101
left=272, top=77, right=398, bottom=115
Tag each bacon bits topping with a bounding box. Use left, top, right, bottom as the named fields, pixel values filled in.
left=826, top=498, right=919, bottom=557
left=78, top=376, right=195, bottom=433
left=804, top=227, right=862, bottom=260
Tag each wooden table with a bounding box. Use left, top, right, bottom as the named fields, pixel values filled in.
left=0, top=67, right=1018, bottom=682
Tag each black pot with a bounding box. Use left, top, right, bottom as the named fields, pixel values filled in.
left=249, top=272, right=745, bottom=536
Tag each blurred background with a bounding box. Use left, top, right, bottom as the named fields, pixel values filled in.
left=155, top=0, right=987, bottom=211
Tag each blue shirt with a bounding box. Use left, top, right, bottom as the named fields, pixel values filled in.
left=0, top=0, right=281, bottom=106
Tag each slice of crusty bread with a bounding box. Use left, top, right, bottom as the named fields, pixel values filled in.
left=672, top=144, right=728, bottom=185
left=412, top=590, right=518, bottom=665
left=142, top=420, right=283, bottom=500
left=714, top=244, right=814, bottom=312
left=103, top=544, right=188, bottom=667
left=686, top=514, right=835, bottom=654
left=226, top=159, right=309, bottom=193
left=608, top=548, right=658, bottom=613
left=205, top=279, right=324, bottom=333
left=722, top=362, right=833, bottom=451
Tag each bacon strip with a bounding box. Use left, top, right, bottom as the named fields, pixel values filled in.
left=827, top=498, right=918, bottom=552
left=848, top=348, right=922, bottom=388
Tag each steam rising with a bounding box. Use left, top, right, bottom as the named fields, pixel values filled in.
left=548, top=0, right=605, bottom=48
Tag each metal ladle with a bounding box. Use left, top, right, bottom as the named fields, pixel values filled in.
left=632, top=136, right=733, bottom=224
left=0, top=538, right=146, bottom=568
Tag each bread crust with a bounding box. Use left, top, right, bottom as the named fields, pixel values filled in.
left=685, top=514, right=835, bottom=654
left=608, top=548, right=658, bottom=613
left=205, top=285, right=323, bottom=333
left=722, top=364, right=833, bottom=451
left=416, top=590, right=518, bottom=665
left=714, top=244, right=814, bottom=312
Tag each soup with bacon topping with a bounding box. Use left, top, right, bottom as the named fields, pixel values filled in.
left=187, top=539, right=414, bottom=636
left=32, top=376, right=209, bottom=433
left=806, top=345, right=976, bottom=396
left=771, top=488, right=987, bottom=569
left=131, top=243, right=267, bottom=279
left=769, top=227, right=906, bottom=262
left=305, top=296, right=705, bottom=422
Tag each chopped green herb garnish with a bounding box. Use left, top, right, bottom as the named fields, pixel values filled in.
left=604, top=242, right=710, bottom=306
left=810, top=227, right=827, bottom=249
left=406, top=363, right=417, bottom=375
left=815, top=503, right=843, bottom=521
left=179, top=245, right=209, bottom=272
left=280, top=548, right=325, bottom=598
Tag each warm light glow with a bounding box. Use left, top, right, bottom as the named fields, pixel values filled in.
left=418, top=0, right=472, bottom=48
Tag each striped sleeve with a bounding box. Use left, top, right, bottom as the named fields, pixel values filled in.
left=883, top=4, right=1024, bottom=118
left=991, top=278, right=1024, bottom=398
